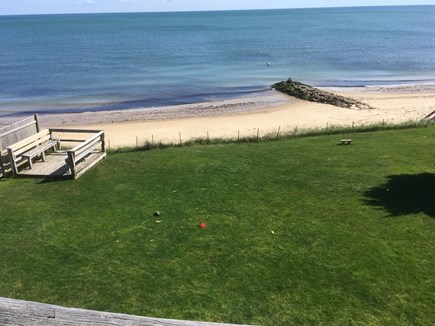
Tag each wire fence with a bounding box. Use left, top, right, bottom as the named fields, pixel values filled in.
left=105, top=119, right=433, bottom=151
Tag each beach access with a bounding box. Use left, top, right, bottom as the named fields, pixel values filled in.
left=2, top=84, right=435, bottom=149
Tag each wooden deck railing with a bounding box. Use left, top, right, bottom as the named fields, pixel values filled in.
left=49, top=129, right=106, bottom=179
left=0, top=297, right=249, bottom=326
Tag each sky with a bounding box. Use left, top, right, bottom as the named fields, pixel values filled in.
left=2, top=0, right=435, bottom=15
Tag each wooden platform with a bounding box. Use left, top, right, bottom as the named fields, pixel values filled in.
left=0, top=297, right=249, bottom=326
left=17, top=151, right=106, bottom=179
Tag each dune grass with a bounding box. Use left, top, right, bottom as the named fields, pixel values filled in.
left=0, top=126, right=434, bottom=325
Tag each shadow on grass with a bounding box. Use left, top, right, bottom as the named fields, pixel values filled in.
left=364, top=173, right=435, bottom=218
left=38, top=177, right=71, bottom=184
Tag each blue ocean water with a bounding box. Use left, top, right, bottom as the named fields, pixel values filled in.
left=1, top=5, right=435, bottom=116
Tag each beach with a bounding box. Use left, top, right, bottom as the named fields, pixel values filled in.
left=2, top=7, right=435, bottom=145
left=14, top=84, right=428, bottom=148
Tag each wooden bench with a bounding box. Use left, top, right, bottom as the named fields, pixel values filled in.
left=0, top=115, right=40, bottom=177
left=340, top=139, right=352, bottom=145
left=7, top=129, right=59, bottom=175
left=66, top=130, right=106, bottom=179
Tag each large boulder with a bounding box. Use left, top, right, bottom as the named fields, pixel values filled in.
left=273, top=78, right=375, bottom=110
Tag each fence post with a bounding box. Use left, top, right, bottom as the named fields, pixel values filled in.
left=276, top=126, right=281, bottom=139
left=179, top=132, right=182, bottom=146
left=34, top=114, right=41, bottom=132
left=257, top=128, right=260, bottom=141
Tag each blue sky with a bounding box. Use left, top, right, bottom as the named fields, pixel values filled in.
left=2, top=0, right=435, bottom=15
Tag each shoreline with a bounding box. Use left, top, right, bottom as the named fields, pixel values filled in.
left=0, top=90, right=293, bottom=127
left=1, top=83, right=434, bottom=148
left=2, top=82, right=435, bottom=126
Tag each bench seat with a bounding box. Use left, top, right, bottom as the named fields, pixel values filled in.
left=22, top=139, right=59, bottom=169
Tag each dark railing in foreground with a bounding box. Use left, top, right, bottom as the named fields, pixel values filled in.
left=0, top=297, right=249, bottom=326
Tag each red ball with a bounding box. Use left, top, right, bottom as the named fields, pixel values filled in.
left=200, top=223, right=206, bottom=229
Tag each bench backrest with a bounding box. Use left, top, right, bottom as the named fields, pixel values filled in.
left=0, top=115, right=40, bottom=152
left=7, top=129, right=51, bottom=157
left=66, top=130, right=105, bottom=179
left=0, top=115, right=40, bottom=173
left=68, top=131, right=104, bottom=162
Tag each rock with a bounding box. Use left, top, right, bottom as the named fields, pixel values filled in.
left=273, top=79, right=375, bottom=110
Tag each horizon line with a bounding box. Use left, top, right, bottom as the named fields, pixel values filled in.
left=1, top=4, right=434, bottom=17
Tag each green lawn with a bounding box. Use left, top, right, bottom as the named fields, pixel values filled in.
left=0, top=126, right=434, bottom=325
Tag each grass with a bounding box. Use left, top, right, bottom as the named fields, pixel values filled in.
left=0, top=125, right=434, bottom=325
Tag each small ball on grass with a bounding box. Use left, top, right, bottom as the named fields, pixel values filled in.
left=153, top=211, right=160, bottom=217
left=200, top=222, right=206, bottom=229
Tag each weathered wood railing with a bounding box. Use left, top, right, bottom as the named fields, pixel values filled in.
left=49, top=129, right=106, bottom=179
left=0, top=297, right=249, bottom=326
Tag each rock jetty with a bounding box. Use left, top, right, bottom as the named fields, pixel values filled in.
left=273, top=78, right=375, bottom=110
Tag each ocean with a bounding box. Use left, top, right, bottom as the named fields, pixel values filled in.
left=1, top=5, right=435, bottom=116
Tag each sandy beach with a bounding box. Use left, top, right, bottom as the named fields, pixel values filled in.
left=3, top=84, right=435, bottom=148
